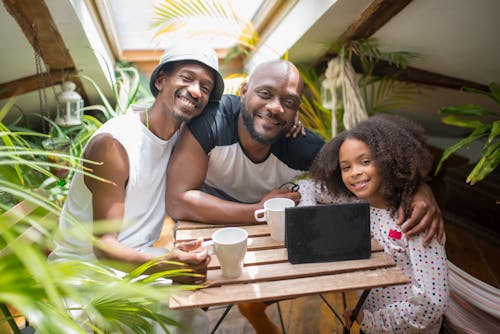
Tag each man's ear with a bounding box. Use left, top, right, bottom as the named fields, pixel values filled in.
left=155, top=73, right=166, bottom=93
left=240, top=83, right=248, bottom=101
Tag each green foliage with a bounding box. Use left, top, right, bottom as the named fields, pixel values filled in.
left=82, top=62, right=143, bottom=122
left=435, top=83, right=500, bottom=185
left=298, top=68, right=333, bottom=139
left=332, top=38, right=419, bottom=74
left=0, top=205, right=195, bottom=333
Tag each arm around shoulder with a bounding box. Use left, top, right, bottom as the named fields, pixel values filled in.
left=166, top=127, right=210, bottom=221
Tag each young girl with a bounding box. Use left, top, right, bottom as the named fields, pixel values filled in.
left=307, top=114, right=449, bottom=333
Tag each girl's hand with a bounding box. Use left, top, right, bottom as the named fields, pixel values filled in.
left=285, top=114, right=306, bottom=138
left=397, top=183, right=445, bottom=246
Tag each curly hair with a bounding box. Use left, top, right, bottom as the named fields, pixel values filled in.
left=310, top=114, right=432, bottom=218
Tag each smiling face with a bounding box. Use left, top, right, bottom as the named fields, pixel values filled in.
left=339, top=138, right=386, bottom=208
left=240, top=60, right=303, bottom=144
left=155, top=61, right=215, bottom=122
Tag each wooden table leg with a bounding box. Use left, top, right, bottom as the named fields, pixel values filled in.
left=343, top=289, right=371, bottom=334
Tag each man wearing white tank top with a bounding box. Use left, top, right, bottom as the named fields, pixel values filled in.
left=50, top=41, right=225, bottom=333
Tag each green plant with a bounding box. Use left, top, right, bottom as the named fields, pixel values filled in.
left=0, top=195, right=198, bottom=333
left=434, top=83, right=500, bottom=185
left=81, top=61, right=143, bottom=122
left=298, top=68, right=333, bottom=140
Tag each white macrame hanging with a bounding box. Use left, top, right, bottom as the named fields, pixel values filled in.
left=321, top=57, right=368, bottom=137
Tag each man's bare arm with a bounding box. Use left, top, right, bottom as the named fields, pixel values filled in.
left=166, top=128, right=299, bottom=224
left=83, top=134, right=208, bottom=280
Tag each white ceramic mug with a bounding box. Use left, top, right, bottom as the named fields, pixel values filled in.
left=254, top=197, right=295, bottom=242
left=205, top=227, right=248, bottom=278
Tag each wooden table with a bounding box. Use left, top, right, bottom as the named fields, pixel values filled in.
left=170, top=221, right=409, bottom=318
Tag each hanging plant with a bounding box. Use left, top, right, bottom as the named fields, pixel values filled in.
left=321, top=55, right=369, bottom=137
left=305, top=38, right=420, bottom=139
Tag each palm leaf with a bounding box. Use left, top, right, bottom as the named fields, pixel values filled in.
left=80, top=74, right=116, bottom=118
left=114, top=66, right=141, bottom=115
left=152, top=0, right=258, bottom=53
left=439, top=104, right=497, bottom=116
left=362, top=78, right=418, bottom=114
left=466, top=142, right=500, bottom=185
left=441, top=115, right=485, bottom=129
left=434, top=125, right=491, bottom=174
left=299, top=68, right=332, bottom=139
left=489, top=120, right=500, bottom=143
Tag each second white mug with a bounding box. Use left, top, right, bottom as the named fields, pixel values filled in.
left=209, top=227, right=248, bottom=278
left=254, top=197, right=295, bottom=242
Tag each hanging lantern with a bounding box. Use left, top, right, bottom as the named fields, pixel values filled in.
left=55, top=81, right=84, bottom=126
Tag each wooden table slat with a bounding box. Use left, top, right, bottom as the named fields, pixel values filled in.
left=209, top=248, right=289, bottom=269
left=177, top=229, right=383, bottom=253
left=170, top=267, right=409, bottom=309
left=177, top=221, right=266, bottom=230
left=176, top=224, right=270, bottom=241
left=207, top=252, right=395, bottom=286
left=209, top=241, right=383, bottom=269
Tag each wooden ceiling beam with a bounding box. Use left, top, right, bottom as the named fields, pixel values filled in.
left=313, top=0, right=488, bottom=91
left=2, top=0, right=87, bottom=99
left=352, top=58, right=489, bottom=92
left=0, top=69, right=77, bottom=100
left=338, top=0, right=412, bottom=43
left=3, top=0, right=73, bottom=70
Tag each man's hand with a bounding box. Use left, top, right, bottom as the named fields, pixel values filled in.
left=285, top=113, right=306, bottom=138
left=397, top=183, right=445, bottom=246
left=161, top=238, right=210, bottom=284
left=260, top=188, right=301, bottom=206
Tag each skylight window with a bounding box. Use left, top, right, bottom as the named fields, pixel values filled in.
left=107, top=0, right=264, bottom=51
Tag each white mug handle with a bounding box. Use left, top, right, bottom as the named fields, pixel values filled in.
left=254, top=208, right=266, bottom=222
left=201, top=240, right=214, bottom=255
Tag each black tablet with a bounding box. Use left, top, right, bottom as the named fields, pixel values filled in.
left=285, top=202, right=371, bottom=264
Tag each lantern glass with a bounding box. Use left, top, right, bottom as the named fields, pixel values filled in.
left=55, top=81, right=83, bottom=126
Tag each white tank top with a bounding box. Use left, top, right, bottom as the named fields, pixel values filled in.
left=50, top=110, right=179, bottom=261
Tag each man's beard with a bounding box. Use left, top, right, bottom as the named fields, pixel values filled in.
left=172, top=110, right=192, bottom=123
left=241, top=107, right=285, bottom=145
